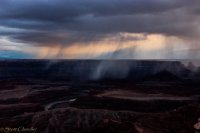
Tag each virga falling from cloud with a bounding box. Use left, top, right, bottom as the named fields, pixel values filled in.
left=0, top=0, right=199, bottom=59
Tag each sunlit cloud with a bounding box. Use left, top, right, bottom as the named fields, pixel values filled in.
left=33, top=33, right=193, bottom=59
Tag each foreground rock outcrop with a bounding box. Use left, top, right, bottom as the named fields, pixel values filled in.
left=0, top=105, right=199, bottom=133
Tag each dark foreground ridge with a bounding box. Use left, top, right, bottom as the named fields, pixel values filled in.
left=0, top=60, right=200, bottom=133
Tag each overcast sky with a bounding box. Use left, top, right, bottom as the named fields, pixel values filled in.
left=0, top=0, right=200, bottom=59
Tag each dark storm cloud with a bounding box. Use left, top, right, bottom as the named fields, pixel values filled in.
left=0, top=0, right=199, bottom=45
left=0, top=0, right=189, bottom=20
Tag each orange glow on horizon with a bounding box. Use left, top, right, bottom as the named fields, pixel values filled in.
left=32, top=33, right=188, bottom=59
